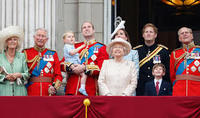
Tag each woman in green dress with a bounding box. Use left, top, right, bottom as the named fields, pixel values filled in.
left=0, top=26, right=29, bottom=96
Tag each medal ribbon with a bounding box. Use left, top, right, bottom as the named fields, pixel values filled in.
left=80, top=43, right=103, bottom=64
left=32, top=50, right=55, bottom=77
left=139, top=46, right=163, bottom=67
left=176, top=48, right=200, bottom=75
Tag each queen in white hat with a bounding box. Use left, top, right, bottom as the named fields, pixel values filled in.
left=111, top=17, right=139, bottom=96
left=98, top=38, right=137, bottom=96
left=0, top=26, right=29, bottom=96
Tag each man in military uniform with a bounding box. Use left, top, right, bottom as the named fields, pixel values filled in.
left=60, top=21, right=109, bottom=96
left=23, top=28, right=62, bottom=96
left=133, top=23, right=170, bottom=96
left=170, top=27, right=200, bottom=96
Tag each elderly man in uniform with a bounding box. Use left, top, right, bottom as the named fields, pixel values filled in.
left=23, top=28, right=62, bottom=96
left=133, top=23, right=170, bottom=96
left=170, top=27, right=200, bottom=96
left=60, top=21, right=109, bottom=96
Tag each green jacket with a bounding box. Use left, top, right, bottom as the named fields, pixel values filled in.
left=0, top=51, right=29, bottom=96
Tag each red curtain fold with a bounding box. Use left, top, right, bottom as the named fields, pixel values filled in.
left=0, top=96, right=200, bottom=118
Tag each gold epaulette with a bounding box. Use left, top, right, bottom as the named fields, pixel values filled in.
left=22, top=47, right=32, bottom=51
left=75, top=42, right=82, bottom=44
left=133, top=45, right=143, bottom=50
left=195, top=45, right=200, bottom=48
left=47, top=48, right=56, bottom=52
left=158, top=44, right=168, bottom=50
left=97, top=42, right=105, bottom=46
left=173, top=47, right=182, bottom=52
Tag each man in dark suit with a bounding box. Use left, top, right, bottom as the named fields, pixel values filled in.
left=133, top=23, right=170, bottom=96
left=144, top=63, right=172, bottom=96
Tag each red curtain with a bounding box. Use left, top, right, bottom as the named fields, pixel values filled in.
left=1, top=96, right=200, bottom=118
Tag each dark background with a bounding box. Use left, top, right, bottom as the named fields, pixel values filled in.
left=114, top=0, right=200, bottom=53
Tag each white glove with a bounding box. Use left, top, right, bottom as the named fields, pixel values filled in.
left=105, top=93, right=112, bottom=96
left=48, top=85, right=56, bottom=95
left=16, top=78, right=22, bottom=85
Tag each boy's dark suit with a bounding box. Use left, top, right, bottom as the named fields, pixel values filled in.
left=144, top=79, right=172, bottom=96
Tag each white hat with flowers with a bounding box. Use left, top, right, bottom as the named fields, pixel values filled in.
left=0, top=26, right=24, bottom=51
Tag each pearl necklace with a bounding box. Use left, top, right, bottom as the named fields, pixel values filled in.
left=6, top=52, right=15, bottom=63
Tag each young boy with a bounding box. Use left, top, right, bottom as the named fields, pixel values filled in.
left=63, top=31, right=88, bottom=96
left=144, top=63, right=172, bottom=96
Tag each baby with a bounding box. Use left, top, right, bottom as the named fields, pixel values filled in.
left=63, top=31, right=88, bottom=96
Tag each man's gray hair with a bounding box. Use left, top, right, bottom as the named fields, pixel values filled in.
left=178, top=27, right=193, bottom=36
left=34, top=28, right=49, bottom=38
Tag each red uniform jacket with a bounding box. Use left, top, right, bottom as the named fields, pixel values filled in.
left=170, top=42, right=200, bottom=96
left=23, top=47, right=62, bottom=96
left=60, top=40, right=109, bottom=96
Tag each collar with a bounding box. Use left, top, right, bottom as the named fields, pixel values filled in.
left=3, top=50, right=18, bottom=58
left=154, top=78, right=162, bottom=85
left=183, top=41, right=195, bottom=49
left=144, top=43, right=157, bottom=50
left=84, top=39, right=96, bottom=45
left=34, top=45, right=46, bottom=52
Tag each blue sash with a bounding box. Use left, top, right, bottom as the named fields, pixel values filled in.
left=81, top=43, right=103, bottom=64
left=31, top=50, right=55, bottom=77
left=176, top=48, right=200, bottom=75
left=174, top=48, right=200, bottom=86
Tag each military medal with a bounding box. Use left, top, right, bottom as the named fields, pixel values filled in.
left=191, top=66, right=197, bottom=72
left=47, top=62, right=52, bottom=69
left=189, top=52, right=200, bottom=59
left=93, top=46, right=99, bottom=53
left=153, top=55, right=161, bottom=64
left=44, top=67, right=50, bottom=73
left=194, top=60, right=200, bottom=67
left=49, top=55, right=54, bottom=61
left=195, top=52, right=200, bottom=59
left=43, top=55, right=49, bottom=61
left=189, top=52, right=195, bottom=59
left=91, top=54, right=97, bottom=61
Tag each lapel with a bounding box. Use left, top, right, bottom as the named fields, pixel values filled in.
left=151, top=81, right=158, bottom=96
left=158, top=80, right=165, bottom=95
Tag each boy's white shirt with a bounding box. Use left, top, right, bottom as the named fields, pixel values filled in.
left=154, top=78, right=162, bottom=89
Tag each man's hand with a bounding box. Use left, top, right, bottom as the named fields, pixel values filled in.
left=12, top=73, right=22, bottom=78
left=6, top=73, right=22, bottom=81
left=6, top=74, right=16, bottom=81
